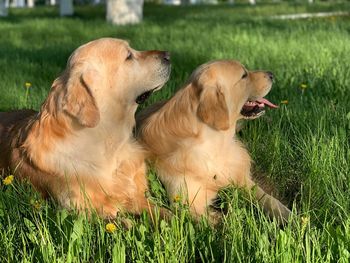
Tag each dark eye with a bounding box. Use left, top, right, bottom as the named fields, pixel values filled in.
left=126, top=51, right=133, bottom=60
left=242, top=71, right=248, bottom=79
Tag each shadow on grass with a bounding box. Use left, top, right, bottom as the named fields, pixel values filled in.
left=2, top=2, right=349, bottom=26
left=3, top=5, right=106, bottom=23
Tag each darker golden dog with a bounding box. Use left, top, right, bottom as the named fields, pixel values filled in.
left=136, top=60, right=291, bottom=223
left=0, top=38, right=171, bottom=218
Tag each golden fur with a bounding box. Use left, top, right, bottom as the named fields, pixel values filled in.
left=137, top=60, right=291, bottom=223
left=0, top=38, right=171, bottom=218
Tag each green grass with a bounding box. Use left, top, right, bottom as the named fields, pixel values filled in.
left=1, top=2, right=350, bottom=262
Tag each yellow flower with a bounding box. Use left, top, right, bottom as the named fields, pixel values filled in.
left=105, top=223, right=117, bottom=233
left=300, top=83, right=307, bottom=89
left=301, top=216, right=309, bottom=226
left=3, top=175, right=14, bottom=185
left=30, top=199, right=43, bottom=210
left=25, top=82, right=32, bottom=88
left=281, top=100, right=289, bottom=104
left=173, top=195, right=181, bottom=203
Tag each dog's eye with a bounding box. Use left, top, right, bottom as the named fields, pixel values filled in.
left=242, top=71, right=248, bottom=79
left=126, top=51, right=133, bottom=60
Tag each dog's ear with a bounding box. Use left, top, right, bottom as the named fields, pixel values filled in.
left=197, top=84, right=230, bottom=130
left=62, top=69, right=100, bottom=128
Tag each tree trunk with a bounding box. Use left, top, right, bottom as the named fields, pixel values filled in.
left=203, top=0, right=217, bottom=4
left=164, top=0, right=181, bottom=5
left=106, top=0, right=144, bottom=25
left=0, top=0, right=7, bottom=16
left=27, top=0, right=35, bottom=8
left=15, top=0, right=25, bottom=7
left=60, top=0, right=74, bottom=16
left=181, top=0, right=217, bottom=4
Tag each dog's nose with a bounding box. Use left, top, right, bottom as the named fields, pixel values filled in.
left=162, top=51, right=170, bottom=64
left=266, top=71, right=274, bottom=81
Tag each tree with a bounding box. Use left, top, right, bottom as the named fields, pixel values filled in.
left=181, top=0, right=217, bottom=4
left=107, top=0, right=144, bottom=25
left=28, top=0, right=35, bottom=8
left=0, top=0, right=7, bottom=17
left=60, top=0, right=74, bottom=16
left=164, top=0, right=180, bottom=5
left=15, top=0, right=25, bottom=7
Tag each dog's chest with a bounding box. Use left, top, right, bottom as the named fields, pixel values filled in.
left=43, top=133, right=118, bottom=177
left=157, top=136, right=251, bottom=188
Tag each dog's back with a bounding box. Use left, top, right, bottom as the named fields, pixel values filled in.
left=135, top=101, right=167, bottom=131
left=0, top=109, right=37, bottom=170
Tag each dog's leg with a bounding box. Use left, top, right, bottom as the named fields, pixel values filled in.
left=181, top=184, right=220, bottom=225
left=246, top=179, right=291, bottom=224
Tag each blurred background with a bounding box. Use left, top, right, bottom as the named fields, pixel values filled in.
left=0, top=1, right=350, bottom=262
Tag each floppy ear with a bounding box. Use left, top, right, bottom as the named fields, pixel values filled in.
left=62, top=69, right=100, bottom=128
left=197, top=85, right=230, bottom=130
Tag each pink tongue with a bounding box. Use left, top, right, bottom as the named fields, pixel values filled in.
left=257, top=98, right=279, bottom=109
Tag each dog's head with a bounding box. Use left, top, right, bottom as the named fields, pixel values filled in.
left=48, top=38, right=171, bottom=128
left=189, top=60, right=277, bottom=131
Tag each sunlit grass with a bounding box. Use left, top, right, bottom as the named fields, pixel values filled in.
left=0, top=2, right=350, bottom=262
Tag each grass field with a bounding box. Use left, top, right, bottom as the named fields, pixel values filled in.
left=1, top=2, right=350, bottom=262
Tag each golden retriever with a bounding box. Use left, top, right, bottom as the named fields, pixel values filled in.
left=0, top=38, right=171, bottom=218
left=136, top=60, right=291, bottom=223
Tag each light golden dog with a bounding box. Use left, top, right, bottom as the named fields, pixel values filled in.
left=0, top=38, right=171, bottom=218
left=136, top=60, right=291, bottom=223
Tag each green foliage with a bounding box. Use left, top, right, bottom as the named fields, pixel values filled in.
left=0, top=3, right=350, bottom=262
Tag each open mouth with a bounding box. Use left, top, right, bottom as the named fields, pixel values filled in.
left=240, top=98, right=278, bottom=119
left=135, top=84, right=164, bottom=104
left=136, top=90, right=154, bottom=104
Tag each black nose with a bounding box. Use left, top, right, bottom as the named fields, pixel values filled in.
left=162, top=51, right=170, bottom=64
left=266, top=71, right=274, bottom=81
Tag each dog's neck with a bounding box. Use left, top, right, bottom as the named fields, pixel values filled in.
left=82, top=103, right=138, bottom=153
left=200, top=124, right=237, bottom=143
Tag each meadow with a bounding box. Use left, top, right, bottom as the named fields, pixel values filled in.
left=0, top=2, right=350, bottom=262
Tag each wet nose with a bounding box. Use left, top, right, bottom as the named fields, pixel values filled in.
left=161, top=51, right=170, bottom=64
left=266, top=71, right=274, bottom=81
